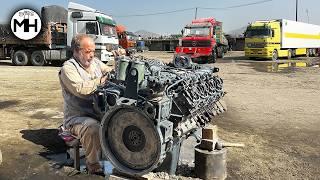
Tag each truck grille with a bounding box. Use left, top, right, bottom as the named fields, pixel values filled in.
left=182, top=40, right=211, bottom=47
left=246, top=42, right=267, bottom=48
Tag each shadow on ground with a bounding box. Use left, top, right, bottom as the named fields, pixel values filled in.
left=20, top=129, right=66, bottom=157
left=176, top=164, right=197, bottom=178
left=222, top=55, right=249, bottom=61
left=0, top=100, right=20, bottom=109
left=0, top=61, right=12, bottom=66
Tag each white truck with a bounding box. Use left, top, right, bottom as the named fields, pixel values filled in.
left=245, top=19, right=320, bottom=60
left=0, top=2, right=119, bottom=66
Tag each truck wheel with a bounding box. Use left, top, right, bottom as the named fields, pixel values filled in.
left=315, top=49, right=319, bottom=57
left=208, top=50, right=217, bottom=63
left=12, top=50, right=29, bottom=66
left=220, top=49, right=225, bottom=58
left=31, top=51, right=45, bottom=66
left=287, top=49, right=293, bottom=59
left=216, top=47, right=221, bottom=58
left=272, top=50, right=278, bottom=61
left=217, top=47, right=225, bottom=58
left=306, top=49, right=310, bottom=57
left=311, top=48, right=316, bottom=56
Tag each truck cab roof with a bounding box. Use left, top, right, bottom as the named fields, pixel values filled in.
left=185, top=23, right=212, bottom=28
left=68, top=2, right=96, bottom=12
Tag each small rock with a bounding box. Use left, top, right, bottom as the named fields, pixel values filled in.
left=62, top=166, right=80, bottom=176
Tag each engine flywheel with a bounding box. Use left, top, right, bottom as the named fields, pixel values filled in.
left=100, top=105, right=161, bottom=175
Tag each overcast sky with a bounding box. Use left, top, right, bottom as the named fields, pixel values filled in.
left=1, top=0, right=319, bottom=34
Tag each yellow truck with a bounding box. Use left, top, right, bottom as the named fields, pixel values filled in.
left=245, top=19, right=320, bottom=60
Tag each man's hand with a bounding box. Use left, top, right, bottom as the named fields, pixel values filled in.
left=112, top=47, right=126, bottom=57
left=100, top=75, right=108, bottom=85
left=111, top=50, right=120, bottom=57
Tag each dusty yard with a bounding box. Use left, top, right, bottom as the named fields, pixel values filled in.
left=0, top=51, right=319, bottom=179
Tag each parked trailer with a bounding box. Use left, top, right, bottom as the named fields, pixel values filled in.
left=0, top=2, right=119, bottom=66
left=0, top=22, right=67, bottom=66
left=245, top=19, right=320, bottom=60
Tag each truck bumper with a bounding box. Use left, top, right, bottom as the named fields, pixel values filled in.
left=245, top=48, right=274, bottom=59
left=99, top=50, right=115, bottom=62
left=175, top=47, right=212, bottom=58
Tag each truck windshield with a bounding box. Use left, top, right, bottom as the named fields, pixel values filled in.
left=126, top=32, right=137, bottom=40
left=126, top=35, right=135, bottom=40
left=245, top=28, right=271, bottom=38
left=184, top=27, right=210, bottom=37
left=100, top=23, right=117, bottom=37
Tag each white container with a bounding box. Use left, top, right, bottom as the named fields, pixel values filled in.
left=281, top=19, right=320, bottom=48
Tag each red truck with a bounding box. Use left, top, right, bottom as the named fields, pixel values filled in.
left=175, top=17, right=228, bottom=63
left=116, top=25, right=137, bottom=55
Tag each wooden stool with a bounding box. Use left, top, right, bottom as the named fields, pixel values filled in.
left=58, top=126, right=81, bottom=171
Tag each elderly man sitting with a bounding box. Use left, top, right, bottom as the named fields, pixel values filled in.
left=59, top=34, right=113, bottom=174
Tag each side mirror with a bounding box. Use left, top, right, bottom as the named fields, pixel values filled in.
left=181, top=29, right=184, bottom=35
left=86, top=22, right=98, bottom=35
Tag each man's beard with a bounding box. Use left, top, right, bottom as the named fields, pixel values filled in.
left=77, top=54, right=92, bottom=68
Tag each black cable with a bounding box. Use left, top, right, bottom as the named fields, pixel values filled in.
left=113, top=0, right=273, bottom=18
left=114, top=7, right=195, bottom=17
left=199, top=0, right=272, bottom=10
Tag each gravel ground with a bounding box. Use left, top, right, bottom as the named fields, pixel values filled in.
left=0, top=51, right=319, bottom=179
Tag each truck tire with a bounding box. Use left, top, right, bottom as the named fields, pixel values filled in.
left=315, top=49, right=319, bottom=57
left=306, top=48, right=310, bottom=57
left=287, top=49, right=293, bottom=59
left=208, top=49, right=217, bottom=63
left=31, top=51, right=45, bottom=66
left=216, top=47, right=221, bottom=58
left=217, top=47, right=224, bottom=58
left=220, top=48, right=225, bottom=58
left=12, top=50, right=29, bottom=66
left=272, top=50, right=278, bottom=61
left=208, top=48, right=218, bottom=63
left=311, top=48, right=316, bottom=56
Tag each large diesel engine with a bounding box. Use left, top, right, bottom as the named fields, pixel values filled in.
left=95, top=56, right=226, bottom=175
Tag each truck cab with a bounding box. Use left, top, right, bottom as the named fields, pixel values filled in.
left=67, top=2, right=118, bottom=62
left=116, top=25, right=137, bottom=55
left=175, top=18, right=228, bottom=63
left=245, top=20, right=282, bottom=60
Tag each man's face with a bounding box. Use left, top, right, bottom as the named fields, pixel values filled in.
left=76, top=37, right=95, bottom=68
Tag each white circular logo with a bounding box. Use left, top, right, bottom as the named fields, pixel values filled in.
left=10, top=9, right=41, bottom=40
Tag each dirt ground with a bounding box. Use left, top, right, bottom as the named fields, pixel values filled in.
left=0, top=51, right=319, bottom=179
